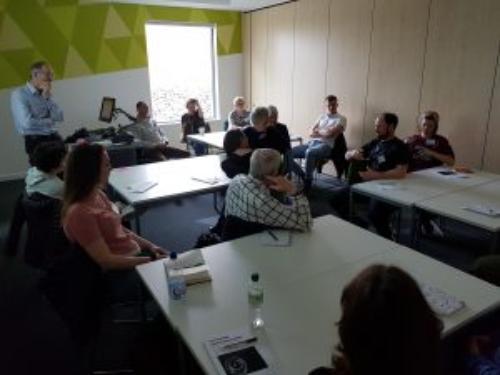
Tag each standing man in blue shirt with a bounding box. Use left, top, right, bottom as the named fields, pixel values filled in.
left=11, top=61, right=64, bottom=164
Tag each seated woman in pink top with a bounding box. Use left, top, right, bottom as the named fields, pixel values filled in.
left=62, top=143, right=166, bottom=270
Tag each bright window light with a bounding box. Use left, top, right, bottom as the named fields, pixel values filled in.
left=145, top=23, right=218, bottom=124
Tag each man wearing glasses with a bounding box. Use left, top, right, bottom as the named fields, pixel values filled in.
left=11, top=61, right=64, bottom=164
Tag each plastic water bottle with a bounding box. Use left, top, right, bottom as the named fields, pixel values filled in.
left=166, top=252, right=186, bottom=300
left=248, top=273, right=264, bottom=329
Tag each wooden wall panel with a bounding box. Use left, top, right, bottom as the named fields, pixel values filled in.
left=327, top=0, right=374, bottom=148
left=292, top=0, right=330, bottom=138
left=364, top=0, right=430, bottom=142
left=250, top=10, right=269, bottom=107
left=483, top=48, right=500, bottom=172
left=266, top=2, right=296, bottom=127
left=420, top=0, right=500, bottom=168
left=242, top=13, right=252, bottom=103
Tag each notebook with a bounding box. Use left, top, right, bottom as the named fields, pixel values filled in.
left=204, top=328, right=276, bottom=375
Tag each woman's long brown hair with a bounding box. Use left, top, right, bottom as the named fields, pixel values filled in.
left=62, top=143, right=104, bottom=219
left=334, top=265, right=442, bottom=375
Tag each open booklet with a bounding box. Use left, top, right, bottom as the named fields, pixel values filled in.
left=204, top=328, right=277, bottom=375
left=419, top=282, right=465, bottom=316
left=163, top=249, right=212, bottom=285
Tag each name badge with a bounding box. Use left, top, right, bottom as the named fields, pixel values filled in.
left=377, top=155, right=386, bottom=164
left=425, top=139, right=436, bottom=147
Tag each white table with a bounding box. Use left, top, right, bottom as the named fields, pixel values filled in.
left=351, top=167, right=500, bottom=244
left=352, top=167, right=500, bottom=208
left=187, top=131, right=225, bottom=150
left=109, top=155, right=229, bottom=233
left=187, top=131, right=304, bottom=151
left=136, top=215, right=500, bottom=375
left=416, top=179, right=500, bottom=252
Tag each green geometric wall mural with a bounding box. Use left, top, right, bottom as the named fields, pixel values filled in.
left=0, top=0, right=242, bottom=89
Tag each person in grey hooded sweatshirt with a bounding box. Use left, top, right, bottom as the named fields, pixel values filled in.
left=25, top=141, right=67, bottom=199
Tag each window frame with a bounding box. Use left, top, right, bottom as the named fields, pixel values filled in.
left=145, top=20, right=220, bottom=126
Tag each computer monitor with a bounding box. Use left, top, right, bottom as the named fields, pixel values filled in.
left=99, top=97, right=116, bottom=123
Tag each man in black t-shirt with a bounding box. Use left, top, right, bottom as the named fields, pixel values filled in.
left=346, top=113, right=410, bottom=238
left=346, top=112, right=409, bottom=181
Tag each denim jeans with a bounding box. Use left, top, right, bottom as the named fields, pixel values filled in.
left=292, top=140, right=332, bottom=180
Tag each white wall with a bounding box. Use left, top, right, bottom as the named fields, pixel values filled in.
left=0, top=53, right=243, bottom=180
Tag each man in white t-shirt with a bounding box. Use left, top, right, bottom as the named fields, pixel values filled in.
left=292, top=95, right=347, bottom=184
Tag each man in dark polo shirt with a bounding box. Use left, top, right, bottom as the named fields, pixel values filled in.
left=405, top=110, right=455, bottom=172
left=346, top=112, right=409, bottom=238
left=243, top=107, right=289, bottom=155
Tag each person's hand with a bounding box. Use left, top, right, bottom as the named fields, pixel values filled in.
left=310, top=128, right=320, bottom=138
left=157, top=143, right=168, bottom=151
left=468, top=336, right=491, bottom=356
left=416, top=146, right=433, bottom=158
left=346, top=149, right=364, bottom=161
left=150, top=246, right=168, bottom=259
left=265, top=175, right=297, bottom=195
left=40, top=81, right=52, bottom=98
left=359, top=168, right=380, bottom=181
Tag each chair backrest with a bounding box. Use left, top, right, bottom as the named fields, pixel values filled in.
left=4, top=193, right=25, bottom=257
left=40, top=242, right=104, bottom=347
left=107, top=146, right=137, bottom=168
left=22, top=192, right=69, bottom=269
left=333, top=132, right=347, bottom=154
left=331, top=133, right=348, bottom=178
left=221, top=215, right=270, bottom=241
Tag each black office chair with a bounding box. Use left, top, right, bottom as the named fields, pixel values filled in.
left=4, top=193, right=25, bottom=257
left=221, top=215, right=271, bottom=241
left=40, top=243, right=104, bottom=347
left=107, top=146, right=138, bottom=168
left=40, top=243, right=146, bottom=374
left=4, top=191, right=69, bottom=269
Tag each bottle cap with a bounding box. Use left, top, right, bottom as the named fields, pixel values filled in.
left=169, top=252, right=177, bottom=260
left=251, top=273, right=259, bottom=282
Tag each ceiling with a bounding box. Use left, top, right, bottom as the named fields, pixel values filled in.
left=80, top=0, right=293, bottom=11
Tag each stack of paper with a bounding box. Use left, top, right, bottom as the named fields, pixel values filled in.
left=420, top=282, right=465, bottom=316
left=127, top=180, right=158, bottom=193
left=259, top=230, right=292, bottom=247
left=376, top=181, right=401, bottom=190
left=462, top=205, right=500, bottom=217
left=192, top=176, right=220, bottom=185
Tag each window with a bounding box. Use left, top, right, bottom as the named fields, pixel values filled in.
left=145, top=22, right=218, bottom=124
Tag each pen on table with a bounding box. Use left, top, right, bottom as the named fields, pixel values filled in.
left=267, top=230, right=278, bottom=241
left=222, top=337, right=258, bottom=350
